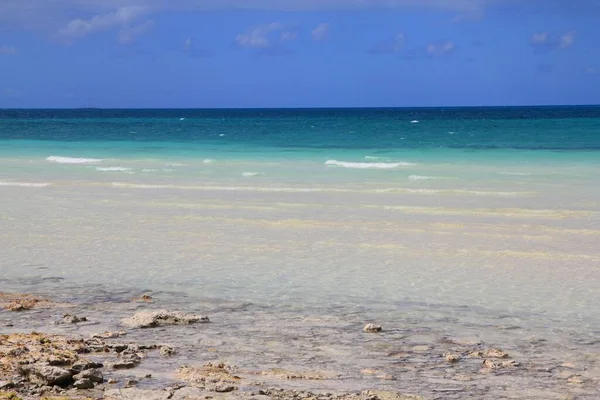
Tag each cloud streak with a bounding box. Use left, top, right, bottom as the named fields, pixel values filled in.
left=235, top=22, right=297, bottom=52
left=530, top=31, right=575, bottom=52
left=312, top=23, right=330, bottom=41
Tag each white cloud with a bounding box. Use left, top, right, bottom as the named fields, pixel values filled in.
left=559, top=32, right=575, bottom=49
left=531, top=32, right=548, bottom=44
left=235, top=23, right=297, bottom=49
left=0, top=45, right=17, bottom=55
left=57, top=6, right=148, bottom=40
left=118, top=19, right=154, bottom=44
left=531, top=31, right=575, bottom=51
left=312, top=23, right=330, bottom=41
left=426, top=40, right=455, bottom=55
left=184, top=37, right=193, bottom=52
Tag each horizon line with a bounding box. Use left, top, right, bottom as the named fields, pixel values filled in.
left=2, top=104, right=600, bottom=111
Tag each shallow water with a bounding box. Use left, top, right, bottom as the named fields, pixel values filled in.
left=1, top=108, right=600, bottom=397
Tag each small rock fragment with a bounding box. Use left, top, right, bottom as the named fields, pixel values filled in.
left=363, top=324, right=382, bottom=333
left=73, top=378, right=95, bottom=389
left=62, top=314, right=87, bottom=324
left=567, top=375, right=584, bottom=384
left=160, top=345, right=175, bottom=357
left=500, top=360, right=520, bottom=368
left=444, top=353, right=461, bottom=363
left=121, top=309, right=209, bottom=329
left=71, top=360, right=103, bottom=372
left=91, top=331, right=127, bottom=339
left=108, top=378, right=118, bottom=384
left=215, top=385, right=235, bottom=393
left=484, top=348, right=508, bottom=358
left=126, top=379, right=139, bottom=386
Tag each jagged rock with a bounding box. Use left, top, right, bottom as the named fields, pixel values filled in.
left=444, top=353, right=461, bottom=363
left=0, top=380, right=15, bottom=389
left=120, top=310, right=209, bottom=329
left=74, top=377, right=95, bottom=389
left=91, top=331, right=127, bottom=339
left=159, top=345, right=175, bottom=357
left=126, top=379, right=139, bottom=386
left=75, top=368, right=103, bottom=383
left=363, top=324, right=382, bottom=333
left=71, top=360, right=103, bottom=372
left=62, top=314, right=87, bottom=324
left=20, top=365, right=73, bottom=387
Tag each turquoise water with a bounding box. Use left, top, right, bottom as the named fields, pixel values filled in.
left=1, top=107, right=600, bottom=397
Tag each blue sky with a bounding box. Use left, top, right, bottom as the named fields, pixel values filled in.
left=1, top=0, right=599, bottom=108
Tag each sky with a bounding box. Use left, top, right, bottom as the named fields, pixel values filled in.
left=1, top=0, right=599, bottom=108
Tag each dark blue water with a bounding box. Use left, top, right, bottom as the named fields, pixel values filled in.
left=1, top=107, right=600, bottom=150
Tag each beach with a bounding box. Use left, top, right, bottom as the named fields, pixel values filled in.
left=1, top=108, right=599, bottom=399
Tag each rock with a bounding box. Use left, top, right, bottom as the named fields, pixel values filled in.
left=483, top=348, right=508, bottom=358
left=567, top=375, right=584, bottom=384
left=215, top=385, right=235, bottom=393
left=20, top=365, right=73, bottom=386
left=145, top=374, right=152, bottom=378
left=482, top=359, right=519, bottom=370
left=74, top=377, right=95, bottom=389
left=62, top=314, right=87, bottom=324
left=108, top=378, right=118, bottom=384
left=363, top=324, right=382, bottom=333
left=91, top=331, right=127, bottom=339
left=71, top=360, right=104, bottom=372
left=444, top=353, right=461, bottom=363
left=126, top=379, right=139, bottom=386
left=0, top=380, right=15, bottom=389
left=75, top=368, right=103, bottom=383
left=160, top=345, right=175, bottom=357
left=5, top=298, right=41, bottom=311
left=121, top=310, right=209, bottom=329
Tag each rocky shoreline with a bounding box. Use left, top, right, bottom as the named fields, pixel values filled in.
left=1, top=291, right=598, bottom=399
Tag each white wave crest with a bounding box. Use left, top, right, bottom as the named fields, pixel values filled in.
left=47, top=156, right=103, bottom=164
left=409, top=175, right=436, bottom=181
left=203, top=159, right=215, bottom=164
left=242, top=172, right=263, bottom=177
left=0, top=182, right=51, bottom=188
left=96, top=167, right=131, bottom=172
left=325, top=160, right=416, bottom=169
left=407, top=189, right=439, bottom=194
left=500, top=172, right=535, bottom=176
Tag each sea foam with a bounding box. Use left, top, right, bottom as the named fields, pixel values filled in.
left=242, top=172, right=263, bottom=177
left=96, top=167, right=131, bottom=172
left=325, top=160, right=416, bottom=169
left=0, top=182, right=51, bottom=187
left=47, top=156, right=103, bottom=164
left=409, top=175, right=436, bottom=181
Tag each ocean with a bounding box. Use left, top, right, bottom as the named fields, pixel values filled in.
left=1, top=107, right=599, bottom=398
